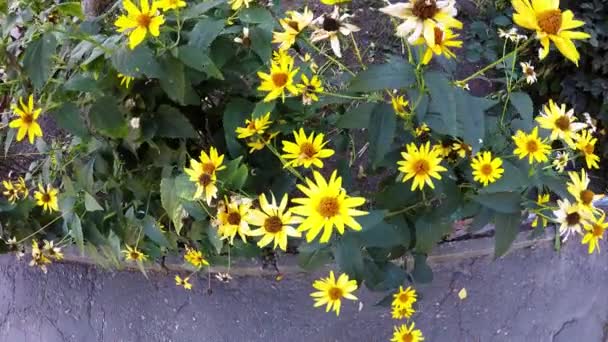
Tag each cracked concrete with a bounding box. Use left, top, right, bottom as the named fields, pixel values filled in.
left=1, top=239, right=607, bottom=341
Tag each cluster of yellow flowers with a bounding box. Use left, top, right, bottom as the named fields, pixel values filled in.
left=2, top=177, right=59, bottom=213
left=388, top=286, right=425, bottom=342
left=28, top=239, right=64, bottom=273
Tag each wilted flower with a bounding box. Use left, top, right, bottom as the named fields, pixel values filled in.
left=310, top=6, right=360, bottom=58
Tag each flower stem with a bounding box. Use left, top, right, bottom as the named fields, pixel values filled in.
left=304, top=39, right=356, bottom=76
left=320, top=92, right=368, bottom=100
left=457, top=39, right=531, bottom=85
left=17, top=215, right=63, bottom=244
left=266, top=144, right=306, bottom=182
left=350, top=34, right=366, bottom=69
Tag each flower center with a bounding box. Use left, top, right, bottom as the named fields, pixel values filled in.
left=41, top=193, right=51, bottom=203
left=328, top=286, right=343, bottom=300
left=555, top=116, right=570, bottom=131
left=287, top=19, right=300, bottom=31
left=399, top=293, right=410, bottom=303
left=22, top=113, right=34, bottom=125
left=202, top=162, right=216, bottom=175
left=130, top=251, right=141, bottom=260
left=264, top=216, right=283, bottom=233
left=323, top=17, right=340, bottom=32
left=227, top=212, right=241, bottom=225
left=137, top=13, right=152, bottom=28
left=580, top=190, right=595, bottom=205
left=480, top=163, right=493, bottom=176
left=317, top=196, right=340, bottom=218
left=537, top=9, right=562, bottom=35
left=583, top=144, right=594, bottom=155
left=526, top=140, right=539, bottom=153
left=272, top=72, right=288, bottom=87
left=198, top=173, right=212, bottom=187
left=401, top=333, right=414, bottom=342
left=412, top=0, right=439, bottom=20
left=413, top=159, right=430, bottom=175
left=299, top=142, right=317, bottom=158
left=566, top=212, right=581, bottom=226
left=524, top=67, right=535, bottom=76
left=592, top=224, right=604, bottom=237
left=433, top=26, right=444, bottom=45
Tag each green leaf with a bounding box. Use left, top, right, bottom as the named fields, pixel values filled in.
left=470, top=207, right=494, bottom=232
left=494, top=212, right=521, bottom=257
left=540, top=173, right=569, bottom=199
left=252, top=100, right=275, bottom=118
left=182, top=0, right=224, bottom=19
left=375, top=182, right=418, bottom=211
left=111, top=45, right=163, bottom=78
left=297, top=244, right=332, bottom=271
left=221, top=157, right=249, bottom=189
left=54, top=2, right=83, bottom=18
left=364, top=261, right=407, bottom=291
left=412, top=253, right=433, bottom=283
left=206, top=222, right=223, bottom=253
left=143, top=215, right=169, bottom=247
left=154, top=105, right=197, bottom=138
left=23, top=32, right=57, bottom=89
left=239, top=6, right=274, bottom=30
left=64, top=73, right=99, bottom=92
left=414, top=215, right=451, bottom=254
left=249, top=26, right=272, bottom=62
left=84, top=192, right=103, bottom=212
left=50, top=103, right=88, bottom=138
left=159, top=58, right=198, bottom=105
left=367, top=103, right=396, bottom=167
left=337, top=102, right=375, bottom=129
left=69, top=215, right=84, bottom=254
left=510, top=92, right=533, bottom=123
left=175, top=174, right=197, bottom=200
left=160, top=177, right=184, bottom=235
left=88, top=96, right=128, bottom=138
left=359, top=215, right=410, bottom=248
left=188, top=18, right=225, bottom=50
left=334, top=233, right=365, bottom=282
left=348, top=57, right=415, bottom=92
left=177, top=46, right=223, bottom=79
left=478, top=160, right=527, bottom=193
left=473, top=192, right=521, bottom=213
left=223, top=98, right=253, bottom=157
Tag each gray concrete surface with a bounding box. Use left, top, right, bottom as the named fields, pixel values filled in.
left=0, top=239, right=607, bottom=342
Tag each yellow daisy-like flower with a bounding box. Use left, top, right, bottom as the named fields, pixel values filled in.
left=216, top=198, right=253, bottom=245
left=15, top=177, right=28, bottom=198
left=574, top=129, right=600, bottom=169
left=433, top=141, right=453, bottom=159
left=392, top=286, right=417, bottom=309
left=199, top=147, right=226, bottom=175
left=175, top=275, right=193, bottom=290
left=398, top=141, right=447, bottom=191
left=156, top=0, right=185, bottom=11
left=415, top=123, right=430, bottom=137
left=535, top=100, right=586, bottom=147
left=123, top=245, right=148, bottom=262
left=257, top=51, right=300, bottom=102
left=184, top=158, right=219, bottom=205
left=184, top=247, right=209, bottom=268
left=391, top=323, right=425, bottom=342
left=249, top=193, right=301, bottom=251
left=452, top=140, right=472, bottom=158
left=43, top=240, right=64, bottom=260
left=567, top=169, right=603, bottom=214
left=471, top=151, right=504, bottom=187
left=512, top=126, right=551, bottom=164
left=33, top=184, right=59, bottom=213
left=392, top=95, right=410, bottom=118
left=391, top=305, right=415, bottom=320
left=296, top=74, right=324, bottom=105
left=552, top=151, right=570, bottom=173
left=553, top=198, right=591, bottom=241
left=2, top=180, right=19, bottom=203
left=512, top=0, right=590, bottom=65
left=281, top=128, right=335, bottom=169
left=310, top=271, right=358, bottom=316
left=236, top=112, right=273, bottom=139
left=380, top=0, right=462, bottom=44
left=582, top=212, right=608, bottom=254
left=9, top=95, right=43, bottom=144
left=30, top=240, right=52, bottom=273
left=531, top=193, right=550, bottom=228
left=228, top=0, right=252, bottom=10
left=247, top=131, right=279, bottom=153
left=114, top=0, right=165, bottom=49
left=418, top=26, right=463, bottom=65
left=291, top=171, right=367, bottom=243
left=272, top=7, right=314, bottom=50
left=118, top=73, right=134, bottom=88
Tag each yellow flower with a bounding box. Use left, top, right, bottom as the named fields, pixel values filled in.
left=392, top=95, right=410, bottom=118
left=249, top=193, right=301, bottom=251
left=247, top=131, right=279, bottom=153
left=118, top=73, right=134, bottom=88
left=281, top=128, right=335, bottom=169
left=391, top=305, right=415, bottom=320
left=535, top=100, right=586, bottom=147
left=228, top=0, right=252, bottom=11
left=43, top=240, right=64, bottom=260
left=299, top=53, right=319, bottom=73
left=310, top=271, right=358, bottom=316
left=123, top=245, right=148, bottom=262
left=582, top=212, right=608, bottom=254
left=575, top=129, right=600, bottom=169
left=2, top=180, right=19, bottom=203
left=418, top=26, right=463, bottom=65
left=296, top=74, right=323, bottom=105
left=184, top=247, right=209, bottom=268
left=291, top=170, right=367, bottom=243
left=157, top=0, right=185, bottom=11
left=320, top=0, right=351, bottom=4
left=175, top=275, right=193, bottom=290
left=216, top=198, right=253, bottom=245
left=380, top=0, right=462, bottom=44
left=257, top=50, right=300, bottom=102
left=471, top=151, right=504, bottom=186
left=512, top=0, right=590, bottom=65
left=415, top=123, right=430, bottom=137
left=452, top=140, right=472, bottom=158
left=512, top=127, right=551, bottom=164
left=433, top=141, right=453, bottom=159
left=114, top=0, right=165, bottom=49
left=552, top=151, right=569, bottom=173
left=9, top=95, right=43, bottom=144
left=391, top=323, right=425, bottom=342
left=398, top=142, right=447, bottom=191
left=553, top=199, right=591, bottom=241
left=567, top=169, right=603, bottom=214
left=272, top=7, right=314, bottom=50
left=200, top=147, right=226, bottom=175
left=392, top=286, right=417, bottom=309
left=184, top=158, right=219, bottom=205
left=34, top=184, right=59, bottom=213
left=30, top=240, right=52, bottom=273
left=15, top=177, right=28, bottom=198
left=236, top=112, right=273, bottom=139
left=531, top=193, right=550, bottom=228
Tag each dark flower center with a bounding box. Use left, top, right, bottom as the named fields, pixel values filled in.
left=433, top=26, right=444, bottom=45
left=537, top=9, right=562, bottom=35
left=202, top=162, right=216, bottom=175
left=323, top=17, right=340, bottom=32
left=412, top=0, right=439, bottom=20
left=198, top=173, right=212, bottom=187
left=480, top=164, right=493, bottom=176
left=272, top=72, right=288, bottom=87
left=41, top=193, right=51, bottom=202
left=299, top=142, right=317, bottom=158
left=328, top=286, right=343, bottom=300
left=414, top=160, right=430, bottom=175
left=264, top=216, right=283, bottom=233
left=137, top=14, right=152, bottom=28
left=227, top=212, right=241, bottom=225
left=526, top=140, right=539, bottom=153
left=555, top=116, right=570, bottom=131
left=580, top=190, right=595, bottom=205
left=592, top=224, right=604, bottom=237
left=317, top=197, right=339, bottom=218
left=566, top=212, right=580, bottom=226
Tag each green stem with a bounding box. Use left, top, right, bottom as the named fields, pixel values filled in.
left=500, top=40, right=521, bottom=126
left=457, top=39, right=531, bottom=85
left=350, top=34, right=365, bottom=69
left=321, top=92, right=368, bottom=100
left=305, top=39, right=356, bottom=76
left=266, top=144, right=306, bottom=182
left=17, top=215, right=63, bottom=244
